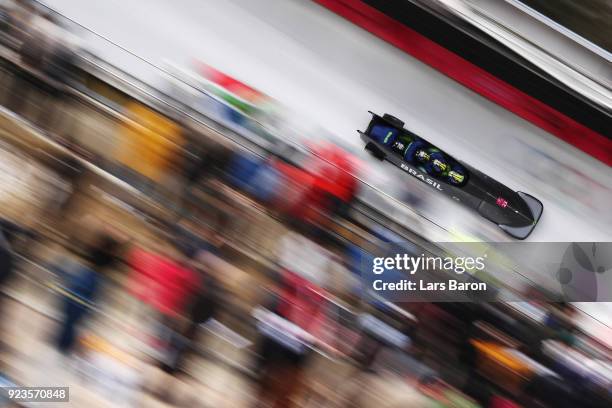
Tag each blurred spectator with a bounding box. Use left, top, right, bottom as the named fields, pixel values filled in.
left=18, top=9, right=55, bottom=75
left=45, top=138, right=87, bottom=221
left=0, top=218, right=24, bottom=287
left=177, top=136, right=232, bottom=221
left=523, top=373, right=576, bottom=408
left=5, top=5, right=81, bottom=133
left=304, top=141, right=359, bottom=221
left=115, top=102, right=183, bottom=197
left=159, top=251, right=224, bottom=376
left=544, top=302, right=578, bottom=346
left=125, top=236, right=201, bottom=378
left=0, top=2, right=12, bottom=36
left=489, top=396, right=521, bottom=408
left=274, top=227, right=333, bottom=288
left=3, top=0, right=36, bottom=45
left=224, top=149, right=281, bottom=205
left=172, top=219, right=216, bottom=260
left=0, top=216, right=36, bottom=274
left=271, top=142, right=358, bottom=228
left=55, top=232, right=121, bottom=354
left=177, top=135, right=207, bottom=218
left=39, top=16, right=82, bottom=135
left=254, top=286, right=325, bottom=407
left=0, top=217, right=35, bottom=361
left=127, top=241, right=199, bottom=320
left=254, top=226, right=335, bottom=407
left=4, top=1, right=41, bottom=114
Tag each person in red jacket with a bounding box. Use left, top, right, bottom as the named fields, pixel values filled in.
left=126, top=239, right=200, bottom=356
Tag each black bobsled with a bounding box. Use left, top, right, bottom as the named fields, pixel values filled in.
left=360, top=112, right=543, bottom=239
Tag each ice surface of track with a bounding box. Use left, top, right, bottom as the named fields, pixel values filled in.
left=46, top=0, right=612, bottom=242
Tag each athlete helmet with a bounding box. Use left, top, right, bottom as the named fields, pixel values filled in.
left=431, top=158, right=448, bottom=174
left=415, top=149, right=430, bottom=163
left=448, top=170, right=465, bottom=185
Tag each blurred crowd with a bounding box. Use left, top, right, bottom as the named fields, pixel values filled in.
left=0, top=1, right=610, bottom=407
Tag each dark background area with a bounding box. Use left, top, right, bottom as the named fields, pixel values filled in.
left=521, top=0, right=612, bottom=52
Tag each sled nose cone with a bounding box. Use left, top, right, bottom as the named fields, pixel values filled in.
left=498, top=192, right=543, bottom=240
